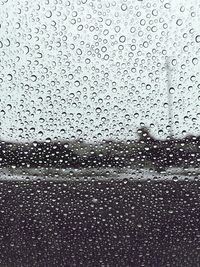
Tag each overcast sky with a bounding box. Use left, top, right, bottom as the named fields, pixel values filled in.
left=0, top=0, right=200, bottom=142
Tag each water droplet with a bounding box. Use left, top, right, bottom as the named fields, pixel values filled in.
left=45, top=10, right=52, bottom=18
left=105, top=19, right=112, bottom=26
left=169, top=87, right=175, bottom=94
left=180, top=6, right=185, bottom=12
left=74, top=80, right=80, bottom=87
left=172, top=59, right=177, bottom=66
left=119, top=35, right=126, bottom=43
left=7, top=74, right=13, bottom=81
left=195, top=35, right=200, bottom=43
left=31, top=75, right=37, bottom=82
left=176, top=19, right=183, bottom=26
left=96, top=107, right=102, bottom=114
left=164, top=3, right=171, bottom=9
left=146, top=84, right=151, bottom=90
left=121, top=4, right=127, bottom=11
left=115, top=26, right=121, bottom=33
left=192, top=58, right=198, bottom=65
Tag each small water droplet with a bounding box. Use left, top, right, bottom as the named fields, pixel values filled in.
left=121, top=4, right=127, bottom=11
left=195, top=35, right=200, bottom=43
left=176, top=19, right=183, bottom=26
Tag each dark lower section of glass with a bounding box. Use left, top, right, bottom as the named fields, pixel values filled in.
left=0, top=180, right=199, bottom=267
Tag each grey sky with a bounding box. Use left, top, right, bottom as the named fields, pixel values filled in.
left=0, top=0, right=200, bottom=142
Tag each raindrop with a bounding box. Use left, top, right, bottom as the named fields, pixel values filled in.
left=176, top=19, right=183, bottom=26
left=45, top=10, right=52, bottom=18
left=192, top=58, right=198, bottom=65
left=180, top=6, right=185, bottom=12
left=7, top=102, right=12, bottom=110
left=164, top=3, right=171, bottom=9
left=85, top=58, right=91, bottom=64
left=169, top=87, right=175, bottom=94
left=77, top=25, right=83, bottom=31
left=172, top=59, right=177, bottom=66
left=115, top=26, right=121, bottom=33
left=131, top=45, right=136, bottom=51
left=76, top=48, right=82, bottom=56
left=195, top=35, right=200, bottom=43
left=130, top=27, right=136, bottom=33
left=134, top=113, right=139, bottom=118
left=152, top=9, right=158, bottom=16
left=96, top=107, right=102, bottom=114
left=146, top=84, right=151, bottom=90
left=5, top=39, right=10, bottom=47
left=121, top=4, right=127, bottom=11
left=119, top=35, right=126, bottom=43
left=7, top=74, right=13, bottom=81
left=105, top=19, right=112, bottom=26
left=24, top=46, right=29, bottom=54
left=31, top=75, right=37, bottom=82
left=74, top=80, right=80, bottom=87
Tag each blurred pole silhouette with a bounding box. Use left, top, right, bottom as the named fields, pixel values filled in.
left=166, top=57, right=173, bottom=139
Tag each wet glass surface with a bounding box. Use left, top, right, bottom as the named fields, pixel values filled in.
left=0, top=0, right=200, bottom=266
